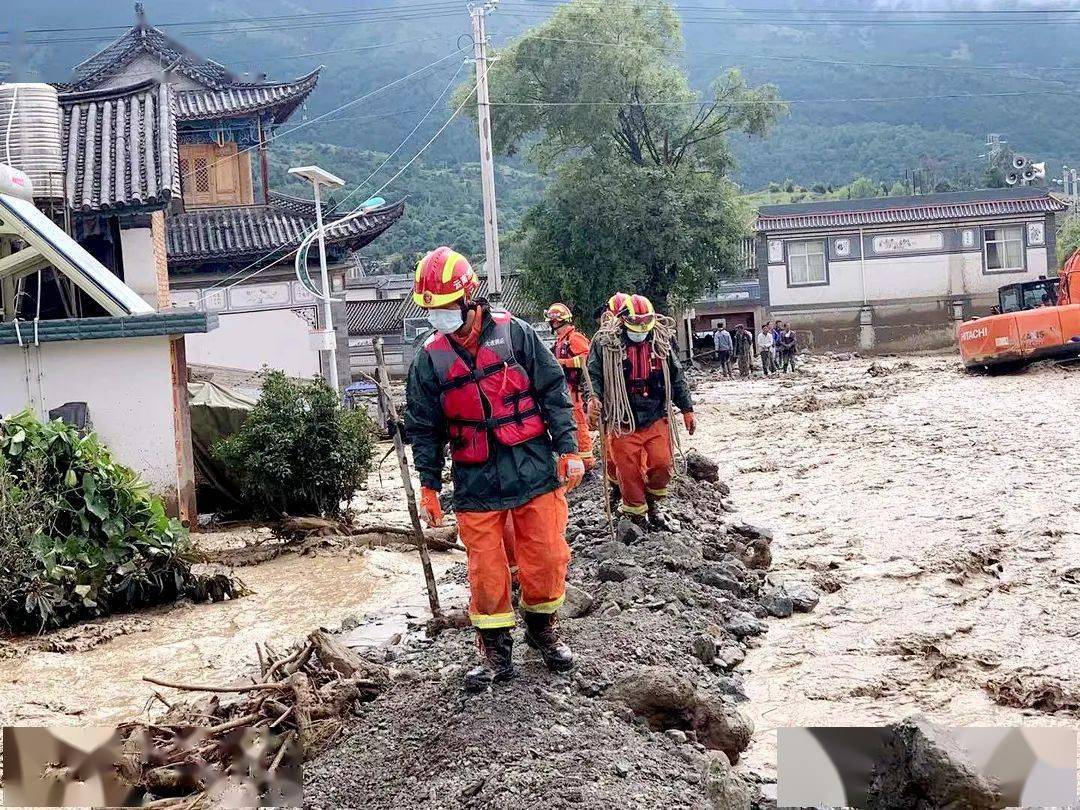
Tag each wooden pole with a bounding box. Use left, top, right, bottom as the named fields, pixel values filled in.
left=373, top=337, right=441, bottom=617
left=581, top=363, right=616, bottom=542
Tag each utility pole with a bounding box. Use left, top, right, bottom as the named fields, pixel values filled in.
left=470, top=2, right=502, bottom=303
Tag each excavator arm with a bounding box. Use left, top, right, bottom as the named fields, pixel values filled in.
left=1058, top=250, right=1080, bottom=306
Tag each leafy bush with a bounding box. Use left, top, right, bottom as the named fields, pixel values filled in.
left=213, top=371, right=375, bottom=518
left=0, top=411, right=204, bottom=632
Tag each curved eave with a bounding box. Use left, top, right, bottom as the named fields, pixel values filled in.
left=173, top=68, right=321, bottom=125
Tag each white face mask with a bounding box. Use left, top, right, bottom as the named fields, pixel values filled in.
left=626, top=330, right=649, bottom=343
left=428, top=308, right=465, bottom=335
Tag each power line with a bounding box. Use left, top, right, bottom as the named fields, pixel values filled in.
left=488, top=90, right=1080, bottom=106
left=526, top=35, right=1080, bottom=76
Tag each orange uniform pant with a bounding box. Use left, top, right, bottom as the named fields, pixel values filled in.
left=458, top=488, right=571, bottom=628
left=609, top=419, right=673, bottom=515
left=571, top=391, right=595, bottom=469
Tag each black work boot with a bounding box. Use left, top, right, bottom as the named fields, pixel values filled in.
left=646, top=494, right=674, bottom=531
left=522, top=611, right=576, bottom=673
left=463, top=628, right=516, bottom=693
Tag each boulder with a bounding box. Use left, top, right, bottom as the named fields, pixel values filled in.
left=558, top=584, right=595, bottom=619
left=686, top=451, right=720, bottom=483
left=761, top=586, right=794, bottom=619
left=617, top=517, right=647, bottom=545
left=725, top=612, right=766, bottom=639
left=867, top=717, right=1001, bottom=809
left=597, top=560, right=630, bottom=583
left=787, top=583, right=821, bottom=613
left=702, top=752, right=755, bottom=808
left=691, top=633, right=718, bottom=665
left=693, top=696, right=754, bottom=764
left=695, top=566, right=744, bottom=595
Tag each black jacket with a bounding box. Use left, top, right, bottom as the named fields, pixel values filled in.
left=405, top=308, right=578, bottom=513
left=586, top=331, right=693, bottom=433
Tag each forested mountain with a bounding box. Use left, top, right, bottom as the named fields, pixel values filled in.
left=7, top=0, right=1080, bottom=262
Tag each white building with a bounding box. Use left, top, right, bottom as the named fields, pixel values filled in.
left=755, top=187, right=1067, bottom=351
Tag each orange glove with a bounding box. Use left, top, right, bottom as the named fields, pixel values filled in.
left=419, top=487, right=443, bottom=527
left=557, top=453, right=586, bottom=492
left=682, top=411, right=696, bottom=436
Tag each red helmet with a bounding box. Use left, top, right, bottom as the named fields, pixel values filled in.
left=619, top=294, right=656, bottom=333
left=412, top=247, right=479, bottom=309
left=606, top=292, right=631, bottom=316
left=545, top=302, right=573, bottom=326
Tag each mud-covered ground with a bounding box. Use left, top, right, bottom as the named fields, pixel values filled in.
left=689, top=354, right=1080, bottom=783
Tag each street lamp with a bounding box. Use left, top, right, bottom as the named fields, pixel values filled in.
left=289, top=165, right=345, bottom=393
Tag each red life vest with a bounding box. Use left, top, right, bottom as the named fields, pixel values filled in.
left=423, top=311, right=547, bottom=464
left=624, top=340, right=666, bottom=399
left=554, top=331, right=583, bottom=392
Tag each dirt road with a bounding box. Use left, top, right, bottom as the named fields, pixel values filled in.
left=691, top=354, right=1080, bottom=782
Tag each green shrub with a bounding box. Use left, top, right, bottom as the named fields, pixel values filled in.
left=213, top=371, right=375, bottom=518
left=0, top=411, right=203, bottom=632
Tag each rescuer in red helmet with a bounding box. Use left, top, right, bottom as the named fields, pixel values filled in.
left=544, top=302, right=596, bottom=472
left=404, top=247, right=583, bottom=692
left=587, top=293, right=695, bottom=530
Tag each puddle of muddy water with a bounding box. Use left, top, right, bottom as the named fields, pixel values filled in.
left=0, top=547, right=462, bottom=730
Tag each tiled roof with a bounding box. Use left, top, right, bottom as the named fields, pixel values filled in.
left=59, top=79, right=179, bottom=213
left=67, top=18, right=238, bottom=92
left=347, top=297, right=409, bottom=336
left=165, top=198, right=405, bottom=265
left=63, top=10, right=320, bottom=124
left=756, top=187, right=1067, bottom=232
left=346, top=274, right=541, bottom=337
left=173, top=69, right=320, bottom=124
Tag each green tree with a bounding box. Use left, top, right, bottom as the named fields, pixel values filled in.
left=888, top=180, right=910, bottom=196
left=214, top=372, right=375, bottom=518
left=1057, top=217, right=1080, bottom=268
left=846, top=176, right=881, bottom=199
left=465, top=0, right=784, bottom=315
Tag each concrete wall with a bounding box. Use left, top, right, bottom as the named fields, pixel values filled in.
left=184, top=308, right=321, bottom=378
left=0, top=336, right=180, bottom=503
left=119, top=227, right=162, bottom=308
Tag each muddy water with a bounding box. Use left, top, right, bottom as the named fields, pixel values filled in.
left=0, top=448, right=462, bottom=731
left=691, top=355, right=1080, bottom=781
left=0, top=547, right=459, bottom=730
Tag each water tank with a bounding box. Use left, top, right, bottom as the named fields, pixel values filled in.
left=0, top=83, right=64, bottom=200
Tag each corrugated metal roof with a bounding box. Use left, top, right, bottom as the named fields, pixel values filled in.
left=0, top=311, right=217, bottom=345
left=347, top=274, right=541, bottom=337
left=58, top=79, right=179, bottom=213
left=165, top=198, right=405, bottom=264
left=756, top=187, right=1066, bottom=231
left=173, top=70, right=320, bottom=124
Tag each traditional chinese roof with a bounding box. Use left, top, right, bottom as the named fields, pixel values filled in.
left=756, top=187, right=1066, bottom=232
left=58, top=79, right=179, bottom=213
left=62, top=5, right=320, bottom=125
left=346, top=274, right=540, bottom=337
left=165, top=197, right=405, bottom=266
left=173, top=69, right=320, bottom=125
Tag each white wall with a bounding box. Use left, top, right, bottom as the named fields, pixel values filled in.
left=184, top=308, right=321, bottom=378
left=119, top=227, right=160, bottom=309
left=768, top=244, right=1048, bottom=307
left=0, top=336, right=178, bottom=497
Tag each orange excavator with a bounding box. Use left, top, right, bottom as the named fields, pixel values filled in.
left=957, top=251, right=1080, bottom=372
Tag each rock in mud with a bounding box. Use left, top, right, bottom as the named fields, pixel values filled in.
left=694, top=696, right=754, bottom=764
left=695, top=566, right=743, bottom=594
left=559, top=584, right=595, bottom=619
left=617, top=517, right=647, bottom=545
left=702, top=751, right=755, bottom=808
left=866, top=717, right=1001, bottom=809
left=686, top=451, right=720, bottom=483
left=597, top=560, right=631, bottom=583
left=787, top=583, right=820, bottom=613
left=715, top=643, right=745, bottom=671
left=725, top=612, right=766, bottom=639
left=760, top=586, right=794, bottom=619
left=692, top=633, right=718, bottom=665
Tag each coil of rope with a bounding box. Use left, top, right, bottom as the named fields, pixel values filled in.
left=595, top=313, right=684, bottom=466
